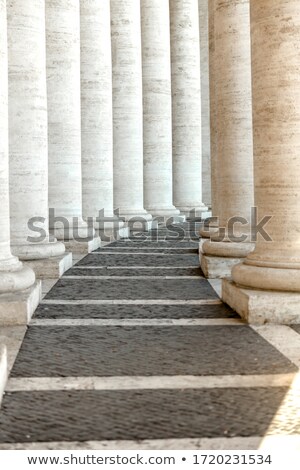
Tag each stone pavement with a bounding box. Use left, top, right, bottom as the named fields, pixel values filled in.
left=0, top=223, right=300, bottom=450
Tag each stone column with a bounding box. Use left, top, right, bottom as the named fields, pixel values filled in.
left=199, top=0, right=211, bottom=210
left=81, top=0, right=118, bottom=231
left=223, top=0, right=300, bottom=324
left=199, top=0, right=218, bottom=239
left=46, top=0, right=94, bottom=246
left=0, top=0, right=40, bottom=325
left=170, top=0, right=207, bottom=217
left=7, top=0, right=67, bottom=277
left=111, top=0, right=151, bottom=223
left=141, top=0, right=179, bottom=219
left=208, top=0, right=218, bottom=220
left=200, top=0, right=254, bottom=278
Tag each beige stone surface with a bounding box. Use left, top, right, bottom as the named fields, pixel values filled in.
left=233, top=0, right=300, bottom=297
left=170, top=0, right=207, bottom=216
left=223, top=279, right=300, bottom=325
left=64, top=237, right=101, bottom=255
left=25, top=253, right=73, bottom=280
left=0, top=281, right=41, bottom=326
left=200, top=253, right=243, bottom=279
left=213, top=0, right=253, bottom=235
left=208, top=0, right=218, bottom=217
left=202, top=0, right=254, bottom=269
left=0, top=326, right=26, bottom=374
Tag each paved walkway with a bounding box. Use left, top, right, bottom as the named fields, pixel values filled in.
left=0, top=223, right=300, bottom=450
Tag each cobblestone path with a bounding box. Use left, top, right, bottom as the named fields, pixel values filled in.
left=0, top=224, right=299, bottom=449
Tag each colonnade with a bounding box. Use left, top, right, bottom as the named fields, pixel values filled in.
left=1, top=0, right=299, bottom=325
left=204, top=0, right=300, bottom=323
left=0, top=0, right=208, bottom=323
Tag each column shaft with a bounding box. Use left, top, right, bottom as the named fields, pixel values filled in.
left=80, top=0, right=115, bottom=226
left=111, top=0, right=150, bottom=221
left=46, top=0, right=90, bottom=239
left=201, top=0, right=254, bottom=278
left=208, top=0, right=218, bottom=218
left=0, top=0, right=35, bottom=293
left=141, top=0, right=179, bottom=218
left=8, top=0, right=65, bottom=260
left=199, top=0, right=211, bottom=209
left=232, top=0, right=300, bottom=293
left=170, top=0, right=207, bottom=216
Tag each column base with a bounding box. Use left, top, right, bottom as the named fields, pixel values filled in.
left=64, top=237, right=101, bottom=255
left=175, top=205, right=208, bottom=218
left=24, top=253, right=73, bottom=279
left=11, top=241, right=65, bottom=261
left=118, top=210, right=152, bottom=222
left=200, top=252, right=244, bottom=279
left=146, top=206, right=180, bottom=218
left=222, top=279, right=300, bottom=325
left=0, top=345, right=7, bottom=406
left=97, top=226, right=130, bottom=243
left=0, top=281, right=41, bottom=326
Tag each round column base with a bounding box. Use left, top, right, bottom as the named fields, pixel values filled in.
left=175, top=205, right=208, bottom=218
left=202, top=240, right=255, bottom=258
left=200, top=226, right=219, bottom=239
left=12, top=241, right=66, bottom=261
left=145, top=206, right=180, bottom=218
left=232, top=262, right=300, bottom=293
left=0, top=264, right=35, bottom=293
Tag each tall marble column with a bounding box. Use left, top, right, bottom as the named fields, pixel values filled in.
left=46, top=0, right=91, bottom=240
left=141, top=0, right=179, bottom=218
left=199, top=0, right=211, bottom=210
left=200, top=0, right=254, bottom=278
left=170, top=0, right=207, bottom=217
left=223, top=0, right=300, bottom=324
left=80, top=0, right=116, bottom=228
left=0, top=0, right=40, bottom=325
left=7, top=0, right=65, bottom=265
left=200, top=0, right=218, bottom=239
left=111, top=0, right=151, bottom=222
left=208, top=0, right=218, bottom=219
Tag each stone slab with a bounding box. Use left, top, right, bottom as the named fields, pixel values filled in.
left=33, top=303, right=238, bottom=320
left=107, top=240, right=199, bottom=248
left=223, top=279, right=300, bottom=325
left=0, top=387, right=292, bottom=443
left=76, top=253, right=199, bottom=267
left=0, top=345, right=7, bottom=407
left=94, top=247, right=198, bottom=254
left=44, top=278, right=218, bottom=301
left=0, top=282, right=41, bottom=326
left=10, top=325, right=296, bottom=377
left=200, top=253, right=243, bottom=279
left=25, top=253, right=73, bottom=279
left=64, top=267, right=204, bottom=277
left=64, top=237, right=101, bottom=255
